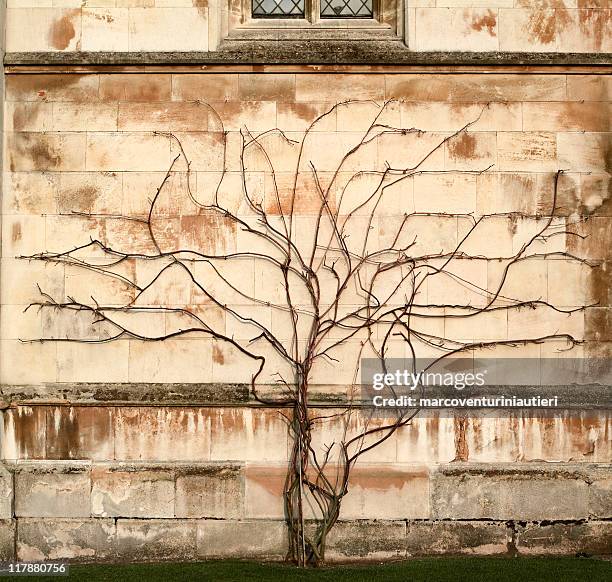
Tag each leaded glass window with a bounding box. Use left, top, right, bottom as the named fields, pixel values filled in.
left=252, top=0, right=305, bottom=17
left=320, top=0, right=373, bottom=18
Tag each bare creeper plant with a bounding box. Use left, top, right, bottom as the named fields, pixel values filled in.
left=23, top=100, right=592, bottom=566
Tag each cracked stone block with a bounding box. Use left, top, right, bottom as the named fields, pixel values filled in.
left=432, top=464, right=590, bottom=520
left=517, top=521, right=612, bottom=556
left=91, top=465, right=174, bottom=518
left=116, top=519, right=197, bottom=562
left=197, top=520, right=287, bottom=558
left=17, top=519, right=115, bottom=562
left=0, top=520, right=15, bottom=561
left=406, top=521, right=509, bottom=556
left=325, top=521, right=406, bottom=562
left=15, top=463, right=91, bottom=518
left=175, top=464, right=244, bottom=519
left=0, top=464, right=13, bottom=519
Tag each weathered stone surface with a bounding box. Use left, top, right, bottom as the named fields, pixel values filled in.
left=589, top=473, right=612, bottom=519
left=340, top=465, right=430, bottom=520
left=432, top=464, right=591, bottom=520
left=0, top=520, right=15, bottom=561
left=15, top=463, right=91, bottom=518
left=17, top=518, right=115, bottom=562
left=116, top=519, right=197, bottom=562
left=325, top=521, right=406, bottom=561
left=175, top=464, right=244, bottom=519
left=4, top=51, right=611, bottom=67
left=0, top=464, right=13, bottom=519
left=406, top=521, right=509, bottom=556
left=197, top=520, right=287, bottom=558
left=517, top=521, right=612, bottom=556
left=91, top=465, right=174, bottom=518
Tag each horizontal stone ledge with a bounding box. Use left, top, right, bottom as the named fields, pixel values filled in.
left=4, top=50, right=612, bottom=67
left=2, top=383, right=611, bottom=408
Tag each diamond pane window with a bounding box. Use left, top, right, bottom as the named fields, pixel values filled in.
left=320, top=0, right=373, bottom=18
left=252, top=0, right=305, bottom=18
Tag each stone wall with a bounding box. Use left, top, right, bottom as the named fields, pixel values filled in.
left=4, top=1, right=610, bottom=54
left=1, top=68, right=611, bottom=560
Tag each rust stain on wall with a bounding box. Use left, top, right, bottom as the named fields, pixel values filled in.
left=193, top=0, right=208, bottom=18
left=212, top=344, right=225, bottom=365
left=579, top=10, right=612, bottom=57
left=470, top=10, right=497, bottom=36
left=11, top=222, right=22, bottom=243
left=48, top=11, right=78, bottom=51
left=448, top=133, right=478, bottom=159
left=453, top=415, right=469, bottom=461
left=520, top=0, right=571, bottom=45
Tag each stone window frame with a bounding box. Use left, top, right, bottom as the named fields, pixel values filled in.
left=217, top=0, right=406, bottom=43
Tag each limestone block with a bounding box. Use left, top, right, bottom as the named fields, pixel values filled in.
left=567, top=75, right=612, bottom=102
left=2, top=172, right=59, bottom=215
left=5, top=74, right=99, bottom=103
left=244, top=464, right=285, bottom=519
left=116, top=519, right=197, bottom=561
left=589, top=472, right=612, bottom=518
left=0, top=340, right=58, bottom=385
left=6, top=8, right=82, bottom=52
left=0, top=465, right=13, bottom=519
left=415, top=8, right=499, bottom=52
left=238, top=74, right=296, bottom=102
left=406, top=521, right=508, bottom=556
left=432, top=463, right=591, bottom=520
left=100, top=73, right=172, bottom=102
left=57, top=341, right=129, bottom=383
left=171, top=74, right=239, bottom=102
left=7, top=132, right=86, bottom=172
left=498, top=9, right=559, bottom=52
left=558, top=133, right=610, bottom=173
left=340, top=465, right=430, bottom=520
left=325, top=520, right=406, bottom=561
left=15, top=462, right=91, bottom=518
left=209, top=409, right=290, bottom=463
left=507, top=305, right=584, bottom=339
left=114, top=407, right=211, bottom=462
left=53, top=102, right=118, bottom=131
left=197, top=519, right=287, bottom=558
left=523, top=102, right=610, bottom=132
left=127, top=339, right=214, bottom=384
left=86, top=132, right=172, bottom=172
left=128, top=8, right=209, bottom=52
left=385, top=74, right=566, bottom=102
left=401, top=102, right=521, bottom=133
left=91, top=465, right=174, bottom=518
left=517, top=521, right=612, bottom=555
left=81, top=8, right=129, bottom=52
left=497, top=132, right=558, bottom=172
left=296, top=74, right=385, bottom=102
left=0, top=520, right=15, bottom=561
left=445, top=131, right=496, bottom=171
left=414, top=173, right=477, bottom=214
left=118, top=102, right=211, bottom=132
left=46, top=406, right=115, bottom=461
left=2, top=216, right=46, bottom=258
left=175, top=464, right=244, bottom=518
left=5, top=102, right=53, bottom=132
left=17, top=518, right=115, bottom=562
